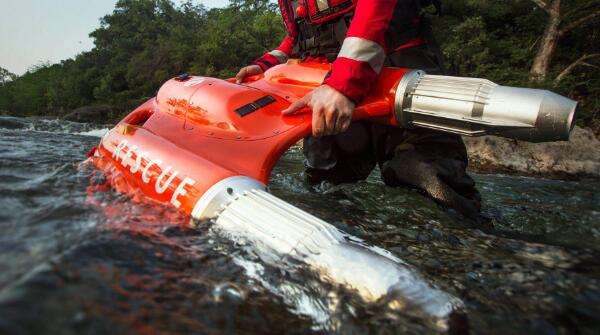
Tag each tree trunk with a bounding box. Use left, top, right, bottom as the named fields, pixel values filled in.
left=530, top=0, right=561, bottom=81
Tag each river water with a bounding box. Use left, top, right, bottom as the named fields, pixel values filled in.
left=0, top=116, right=599, bottom=334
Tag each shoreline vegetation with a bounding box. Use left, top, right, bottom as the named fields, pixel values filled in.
left=0, top=0, right=599, bottom=178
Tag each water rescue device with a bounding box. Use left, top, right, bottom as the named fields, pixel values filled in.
left=91, top=60, right=577, bottom=331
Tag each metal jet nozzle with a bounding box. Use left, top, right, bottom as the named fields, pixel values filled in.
left=394, top=70, right=578, bottom=142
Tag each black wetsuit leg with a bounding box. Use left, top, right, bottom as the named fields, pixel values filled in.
left=303, top=43, right=481, bottom=219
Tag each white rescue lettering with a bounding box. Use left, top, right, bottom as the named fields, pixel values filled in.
left=155, top=166, right=179, bottom=194
left=130, top=151, right=149, bottom=174
left=108, top=139, right=197, bottom=209
left=142, top=159, right=163, bottom=183
left=121, top=145, right=138, bottom=168
left=171, top=177, right=195, bottom=208
left=112, top=140, right=128, bottom=160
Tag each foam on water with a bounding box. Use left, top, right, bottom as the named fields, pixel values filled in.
left=1, top=116, right=600, bottom=334
left=78, top=128, right=110, bottom=138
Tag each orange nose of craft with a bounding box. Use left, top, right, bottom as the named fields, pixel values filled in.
left=93, top=61, right=403, bottom=217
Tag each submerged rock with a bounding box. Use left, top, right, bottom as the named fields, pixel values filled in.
left=464, top=126, right=600, bottom=178
left=62, top=106, right=117, bottom=124
left=0, top=116, right=28, bottom=129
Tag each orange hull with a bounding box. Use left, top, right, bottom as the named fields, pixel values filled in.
left=91, top=60, right=411, bottom=217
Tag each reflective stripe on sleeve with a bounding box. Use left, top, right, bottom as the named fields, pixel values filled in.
left=268, top=50, right=289, bottom=64
left=316, top=0, right=330, bottom=11
left=338, top=37, right=386, bottom=73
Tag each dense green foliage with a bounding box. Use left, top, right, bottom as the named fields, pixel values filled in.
left=434, top=0, right=600, bottom=131
left=0, top=67, right=17, bottom=84
left=0, top=0, right=598, bottom=131
left=0, top=0, right=284, bottom=117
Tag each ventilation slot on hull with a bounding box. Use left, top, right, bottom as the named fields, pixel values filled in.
left=123, top=109, right=154, bottom=127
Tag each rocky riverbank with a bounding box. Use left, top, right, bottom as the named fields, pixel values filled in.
left=464, top=126, right=600, bottom=179
left=61, top=105, right=122, bottom=124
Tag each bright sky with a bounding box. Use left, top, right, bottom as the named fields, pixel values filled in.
left=0, top=0, right=230, bottom=75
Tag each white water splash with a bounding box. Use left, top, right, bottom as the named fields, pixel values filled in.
left=78, top=128, right=110, bottom=138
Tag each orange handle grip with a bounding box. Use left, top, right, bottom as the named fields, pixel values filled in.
left=352, top=101, right=392, bottom=120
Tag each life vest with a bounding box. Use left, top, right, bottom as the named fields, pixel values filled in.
left=301, top=0, right=357, bottom=24
left=280, top=0, right=435, bottom=61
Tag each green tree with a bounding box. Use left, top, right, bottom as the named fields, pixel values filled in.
left=192, top=1, right=284, bottom=77
left=529, top=0, right=600, bottom=81
left=0, top=67, right=17, bottom=84
left=0, top=67, right=17, bottom=113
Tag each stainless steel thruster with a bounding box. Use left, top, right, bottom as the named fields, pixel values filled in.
left=394, top=70, right=578, bottom=142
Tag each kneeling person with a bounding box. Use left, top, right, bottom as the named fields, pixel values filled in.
left=236, top=0, right=481, bottom=219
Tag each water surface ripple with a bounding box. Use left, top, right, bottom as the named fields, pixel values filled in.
left=1, top=116, right=599, bottom=334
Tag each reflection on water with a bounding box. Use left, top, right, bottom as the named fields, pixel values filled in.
left=1, top=116, right=599, bottom=334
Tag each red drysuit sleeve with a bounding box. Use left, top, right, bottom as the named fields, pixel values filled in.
left=253, top=35, right=295, bottom=71
left=324, top=0, right=399, bottom=102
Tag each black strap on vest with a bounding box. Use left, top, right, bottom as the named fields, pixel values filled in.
left=293, top=13, right=353, bottom=62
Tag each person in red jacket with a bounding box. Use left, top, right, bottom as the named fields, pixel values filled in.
left=236, top=0, right=482, bottom=220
